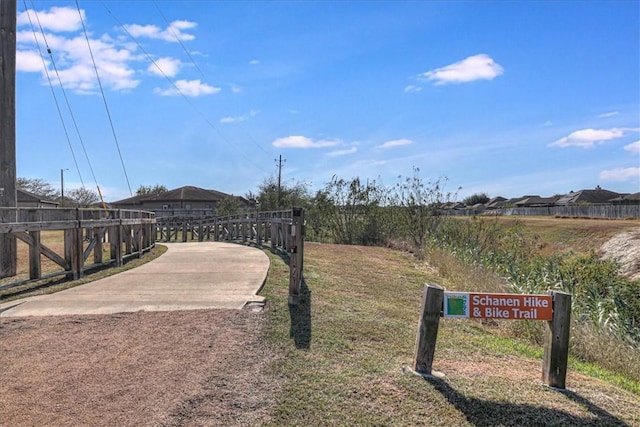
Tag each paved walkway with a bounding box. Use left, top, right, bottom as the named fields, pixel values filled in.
left=0, top=242, right=270, bottom=317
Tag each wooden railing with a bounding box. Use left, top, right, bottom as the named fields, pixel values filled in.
left=156, top=209, right=293, bottom=248
left=0, top=208, right=156, bottom=290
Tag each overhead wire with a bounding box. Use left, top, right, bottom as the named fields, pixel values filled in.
left=101, top=1, right=273, bottom=174
left=153, top=1, right=272, bottom=158
left=23, top=0, right=85, bottom=189
left=75, top=0, right=133, bottom=198
left=152, top=0, right=206, bottom=80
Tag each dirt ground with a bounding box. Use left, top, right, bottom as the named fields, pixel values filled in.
left=600, top=228, right=640, bottom=281
left=0, top=308, right=278, bottom=427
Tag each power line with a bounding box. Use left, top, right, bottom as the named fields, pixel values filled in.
left=151, top=1, right=271, bottom=158
left=101, top=2, right=272, bottom=176
left=152, top=0, right=206, bottom=80
left=276, top=154, right=285, bottom=208
left=24, top=0, right=85, bottom=188
left=75, top=0, right=133, bottom=197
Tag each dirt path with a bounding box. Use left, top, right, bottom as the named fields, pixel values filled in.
left=0, top=309, right=278, bottom=427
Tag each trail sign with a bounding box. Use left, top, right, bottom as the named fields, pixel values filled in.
left=443, top=292, right=553, bottom=321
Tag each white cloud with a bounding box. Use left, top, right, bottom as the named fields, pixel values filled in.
left=549, top=128, right=626, bottom=148
left=327, top=147, right=357, bottom=157
left=404, top=85, right=422, bottom=93
left=16, top=50, right=46, bottom=72
left=378, top=139, right=413, bottom=149
left=624, top=141, right=640, bottom=154
left=155, top=79, right=221, bottom=97
left=123, top=20, right=197, bottom=42
left=16, top=6, right=147, bottom=93
left=148, top=57, right=182, bottom=77
left=421, top=54, right=504, bottom=85
left=17, top=6, right=83, bottom=33
left=272, top=135, right=340, bottom=148
left=599, top=167, right=640, bottom=182
left=249, top=59, right=260, bottom=65
left=541, top=120, right=553, bottom=127
left=219, top=110, right=258, bottom=123
left=598, top=111, right=619, bottom=118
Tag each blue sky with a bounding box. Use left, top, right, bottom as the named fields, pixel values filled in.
left=14, top=0, right=640, bottom=202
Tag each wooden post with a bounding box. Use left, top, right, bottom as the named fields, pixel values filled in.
left=414, top=284, right=444, bottom=375
left=256, top=219, right=262, bottom=246
left=110, top=211, right=123, bottom=267
left=93, top=227, right=103, bottom=264
left=270, top=221, right=276, bottom=251
left=0, top=0, right=17, bottom=278
left=543, top=291, right=572, bottom=389
left=288, top=207, right=304, bottom=305
left=28, top=209, right=41, bottom=279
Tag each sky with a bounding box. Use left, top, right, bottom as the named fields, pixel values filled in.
left=13, top=0, right=640, bottom=202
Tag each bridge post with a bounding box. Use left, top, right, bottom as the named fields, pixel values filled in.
left=28, top=209, right=41, bottom=279
left=288, top=207, right=305, bottom=305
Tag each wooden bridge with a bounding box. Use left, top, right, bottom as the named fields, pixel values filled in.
left=0, top=207, right=305, bottom=304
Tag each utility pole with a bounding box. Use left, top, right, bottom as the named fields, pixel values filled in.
left=276, top=154, right=285, bottom=209
left=60, top=168, right=68, bottom=207
left=0, top=0, right=17, bottom=277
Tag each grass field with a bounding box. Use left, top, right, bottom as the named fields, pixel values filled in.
left=261, top=217, right=640, bottom=426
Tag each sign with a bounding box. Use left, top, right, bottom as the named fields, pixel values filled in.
left=443, top=292, right=553, bottom=320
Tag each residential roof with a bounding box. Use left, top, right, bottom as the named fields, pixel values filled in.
left=17, top=189, right=59, bottom=205
left=555, top=187, right=621, bottom=205
left=111, top=186, right=252, bottom=206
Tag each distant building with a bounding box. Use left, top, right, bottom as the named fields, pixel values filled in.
left=610, top=192, right=640, bottom=205
left=111, top=186, right=256, bottom=215
left=17, top=189, right=59, bottom=208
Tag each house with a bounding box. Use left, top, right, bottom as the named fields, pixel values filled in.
left=555, top=186, right=621, bottom=206
left=17, top=189, right=59, bottom=208
left=111, top=185, right=255, bottom=215
left=610, top=192, right=640, bottom=205
left=514, top=195, right=561, bottom=208
left=485, top=196, right=508, bottom=209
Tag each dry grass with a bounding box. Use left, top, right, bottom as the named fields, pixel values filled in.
left=261, top=242, right=640, bottom=426
left=491, top=216, right=639, bottom=256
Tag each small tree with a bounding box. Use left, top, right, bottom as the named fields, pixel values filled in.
left=393, top=167, right=459, bottom=249
left=255, top=177, right=310, bottom=211
left=67, top=186, right=100, bottom=207
left=463, top=193, right=490, bottom=206
left=216, top=197, right=241, bottom=217
left=136, top=184, right=167, bottom=196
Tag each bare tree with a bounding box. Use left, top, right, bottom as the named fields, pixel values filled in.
left=67, top=187, right=100, bottom=207
left=17, top=177, right=59, bottom=200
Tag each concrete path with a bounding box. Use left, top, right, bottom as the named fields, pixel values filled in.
left=0, top=242, right=270, bottom=317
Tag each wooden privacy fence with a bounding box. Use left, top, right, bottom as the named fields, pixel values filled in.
left=155, top=208, right=306, bottom=304
left=0, top=208, right=156, bottom=289
left=445, top=205, right=640, bottom=219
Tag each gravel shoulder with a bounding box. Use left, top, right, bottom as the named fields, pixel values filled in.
left=0, top=308, right=278, bottom=427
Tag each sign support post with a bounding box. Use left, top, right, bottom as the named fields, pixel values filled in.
left=413, top=284, right=444, bottom=375
left=542, top=291, right=572, bottom=389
